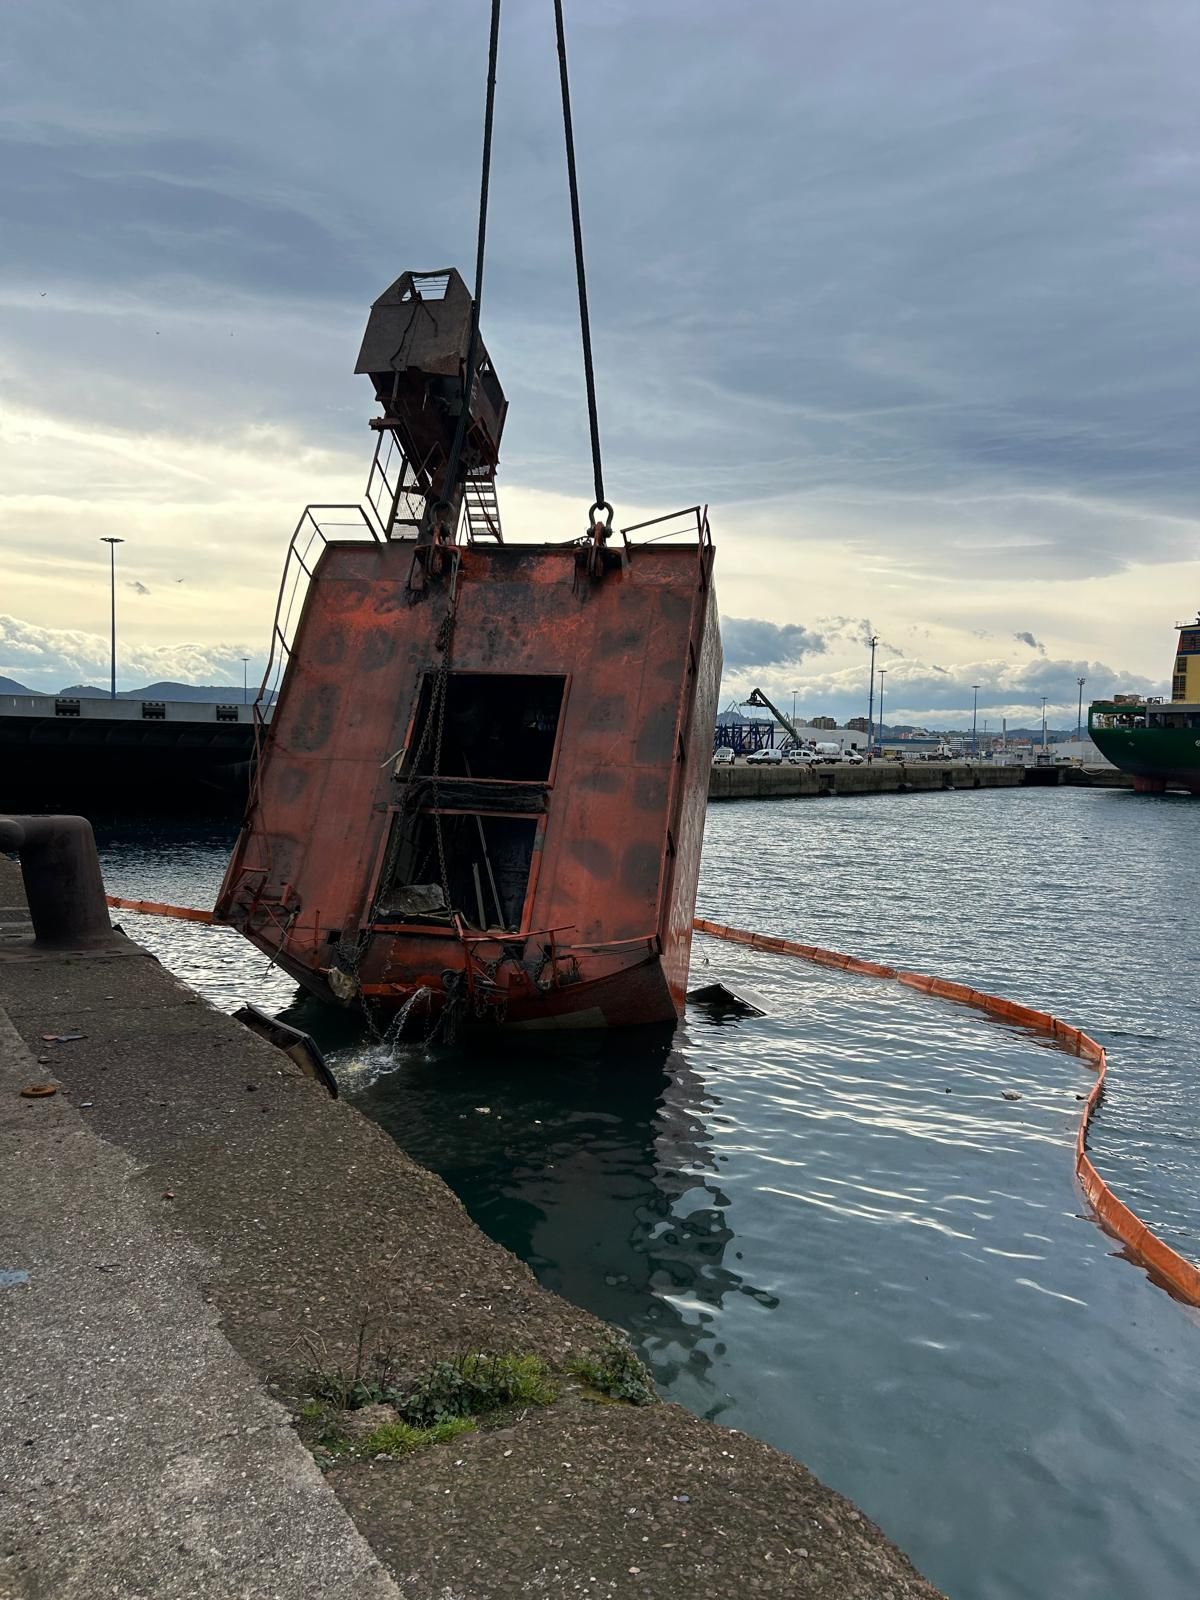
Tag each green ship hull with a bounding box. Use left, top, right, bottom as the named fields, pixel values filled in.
left=1089, top=704, right=1200, bottom=794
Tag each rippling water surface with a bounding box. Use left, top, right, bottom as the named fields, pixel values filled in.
left=95, top=788, right=1200, bottom=1600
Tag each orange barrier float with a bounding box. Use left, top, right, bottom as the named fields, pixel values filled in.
left=693, top=915, right=1200, bottom=1309
left=106, top=895, right=214, bottom=924
left=104, top=896, right=1200, bottom=1306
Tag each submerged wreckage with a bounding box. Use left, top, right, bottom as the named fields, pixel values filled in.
left=214, top=267, right=721, bottom=1030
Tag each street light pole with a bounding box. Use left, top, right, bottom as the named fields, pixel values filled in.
left=1041, top=695, right=1048, bottom=752
left=242, top=657, right=251, bottom=706
left=877, top=668, right=887, bottom=754
left=1077, top=676, right=1086, bottom=742
left=99, top=538, right=124, bottom=700
left=971, top=684, right=980, bottom=761
left=867, top=634, right=879, bottom=754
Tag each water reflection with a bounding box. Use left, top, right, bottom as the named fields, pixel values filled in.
left=328, top=1019, right=777, bottom=1412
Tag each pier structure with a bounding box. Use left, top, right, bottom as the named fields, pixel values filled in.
left=708, top=759, right=1132, bottom=800
left=0, top=840, right=941, bottom=1599
left=0, top=705, right=1133, bottom=821
left=0, top=694, right=270, bottom=812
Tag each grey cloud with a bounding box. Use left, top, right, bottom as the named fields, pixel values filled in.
left=720, top=616, right=826, bottom=673
left=1, top=0, right=1198, bottom=571
left=1014, top=631, right=1044, bottom=652
left=128, top=580, right=151, bottom=595
left=818, top=616, right=906, bottom=657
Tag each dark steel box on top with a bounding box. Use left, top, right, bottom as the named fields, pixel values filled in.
left=355, top=268, right=507, bottom=484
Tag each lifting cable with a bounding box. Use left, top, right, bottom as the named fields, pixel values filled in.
left=553, top=0, right=612, bottom=535
left=434, top=0, right=503, bottom=530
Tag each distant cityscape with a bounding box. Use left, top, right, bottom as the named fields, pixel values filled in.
left=1, top=676, right=1078, bottom=744
left=718, top=705, right=1075, bottom=745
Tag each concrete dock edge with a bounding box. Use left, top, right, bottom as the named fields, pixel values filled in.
left=0, top=857, right=943, bottom=1599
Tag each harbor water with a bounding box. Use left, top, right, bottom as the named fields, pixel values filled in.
left=97, top=787, right=1200, bottom=1600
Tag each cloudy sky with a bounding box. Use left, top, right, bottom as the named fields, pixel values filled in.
left=2, top=0, right=1197, bottom=725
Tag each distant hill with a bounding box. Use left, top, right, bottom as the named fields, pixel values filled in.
left=119, top=682, right=251, bottom=702
left=130, top=681, right=278, bottom=704
left=51, top=681, right=276, bottom=703
left=0, top=676, right=40, bottom=695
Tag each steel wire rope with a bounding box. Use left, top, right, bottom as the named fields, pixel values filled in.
left=431, top=0, right=502, bottom=527
left=393, top=5, right=502, bottom=1035
left=553, top=0, right=611, bottom=531
left=426, top=0, right=501, bottom=920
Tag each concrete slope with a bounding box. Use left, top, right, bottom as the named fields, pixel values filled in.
left=0, top=859, right=942, bottom=1598
left=0, top=1009, right=399, bottom=1600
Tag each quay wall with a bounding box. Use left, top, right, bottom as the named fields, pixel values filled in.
left=0, top=854, right=941, bottom=1600
left=708, top=761, right=1131, bottom=801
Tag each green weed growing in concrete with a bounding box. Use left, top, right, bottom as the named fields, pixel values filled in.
left=305, top=1350, right=558, bottom=1427
left=567, top=1335, right=656, bottom=1406
left=359, top=1416, right=476, bottom=1457
left=387, top=1351, right=557, bottom=1426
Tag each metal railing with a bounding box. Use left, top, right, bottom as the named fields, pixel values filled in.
left=365, top=429, right=437, bottom=538
left=619, top=504, right=711, bottom=547
left=257, top=504, right=381, bottom=717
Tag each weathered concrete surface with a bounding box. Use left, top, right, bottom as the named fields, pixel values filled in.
left=0, top=942, right=603, bottom=1381
left=334, top=1402, right=936, bottom=1600
left=708, top=759, right=1137, bottom=799
left=0, top=1010, right=399, bottom=1600
left=709, top=760, right=1025, bottom=800
left=0, top=857, right=944, bottom=1599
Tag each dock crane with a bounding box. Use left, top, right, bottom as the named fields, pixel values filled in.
left=742, top=688, right=807, bottom=751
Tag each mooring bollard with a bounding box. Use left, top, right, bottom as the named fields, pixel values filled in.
left=0, top=814, right=115, bottom=948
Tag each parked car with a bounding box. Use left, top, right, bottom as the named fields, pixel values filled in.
left=745, top=747, right=784, bottom=765
left=842, top=750, right=865, bottom=766
left=712, top=746, right=736, bottom=765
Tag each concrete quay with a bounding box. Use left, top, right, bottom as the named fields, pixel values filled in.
left=0, top=854, right=942, bottom=1600
left=709, top=759, right=1131, bottom=800
left=0, top=696, right=266, bottom=814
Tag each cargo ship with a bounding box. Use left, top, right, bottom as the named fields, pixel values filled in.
left=213, top=268, right=721, bottom=1031
left=1089, top=619, right=1200, bottom=794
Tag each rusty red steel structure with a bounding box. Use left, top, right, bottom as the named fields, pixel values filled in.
left=213, top=267, right=721, bottom=1031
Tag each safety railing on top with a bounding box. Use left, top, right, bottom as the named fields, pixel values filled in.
left=618, top=505, right=713, bottom=590
left=364, top=431, right=444, bottom=541
left=257, top=504, right=382, bottom=715
left=619, top=504, right=711, bottom=549
left=693, top=916, right=1200, bottom=1309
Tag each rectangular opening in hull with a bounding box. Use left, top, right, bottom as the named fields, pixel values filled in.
left=375, top=810, right=538, bottom=932
left=406, top=673, right=566, bottom=781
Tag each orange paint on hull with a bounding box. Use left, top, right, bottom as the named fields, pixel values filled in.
left=215, top=533, right=721, bottom=1032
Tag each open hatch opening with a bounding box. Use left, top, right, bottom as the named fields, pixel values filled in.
left=406, top=672, right=566, bottom=781
left=374, top=811, right=538, bottom=932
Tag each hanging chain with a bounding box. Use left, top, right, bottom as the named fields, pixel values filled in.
left=428, top=601, right=457, bottom=909
left=553, top=0, right=612, bottom=538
